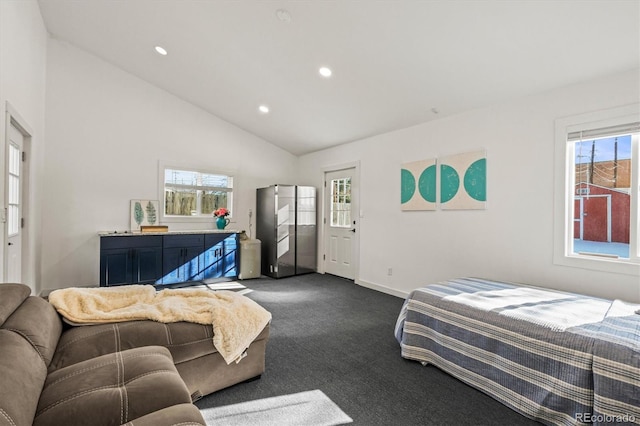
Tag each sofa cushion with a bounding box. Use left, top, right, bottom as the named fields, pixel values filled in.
left=50, top=320, right=222, bottom=371
left=175, top=327, right=269, bottom=396
left=34, top=346, right=192, bottom=426
left=121, top=403, right=205, bottom=426
left=0, top=330, right=48, bottom=426
left=1, top=296, right=62, bottom=367
left=0, top=283, right=30, bottom=326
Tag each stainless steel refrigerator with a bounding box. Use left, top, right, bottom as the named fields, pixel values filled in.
left=256, top=185, right=317, bottom=278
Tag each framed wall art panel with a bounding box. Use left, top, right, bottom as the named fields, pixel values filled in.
left=130, top=199, right=160, bottom=231
left=439, top=150, right=487, bottom=210
left=401, top=158, right=437, bottom=211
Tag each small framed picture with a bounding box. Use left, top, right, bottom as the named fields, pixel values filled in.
left=130, top=200, right=160, bottom=231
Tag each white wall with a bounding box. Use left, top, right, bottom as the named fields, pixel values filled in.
left=4, top=3, right=638, bottom=302
left=41, top=39, right=298, bottom=291
left=0, top=0, right=48, bottom=293
left=299, top=69, right=640, bottom=303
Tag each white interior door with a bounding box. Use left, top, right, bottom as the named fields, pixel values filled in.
left=324, top=168, right=357, bottom=280
left=6, top=123, right=24, bottom=283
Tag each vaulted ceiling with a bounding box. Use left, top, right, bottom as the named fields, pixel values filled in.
left=38, top=0, right=640, bottom=155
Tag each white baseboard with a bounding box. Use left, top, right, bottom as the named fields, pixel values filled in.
left=355, top=278, right=409, bottom=299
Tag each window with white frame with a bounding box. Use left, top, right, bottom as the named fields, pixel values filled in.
left=163, top=167, right=233, bottom=218
left=554, top=104, right=640, bottom=275
left=330, top=177, right=351, bottom=227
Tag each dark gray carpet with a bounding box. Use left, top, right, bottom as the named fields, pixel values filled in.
left=195, top=273, right=541, bottom=425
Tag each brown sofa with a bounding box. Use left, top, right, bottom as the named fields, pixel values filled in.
left=0, top=283, right=270, bottom=426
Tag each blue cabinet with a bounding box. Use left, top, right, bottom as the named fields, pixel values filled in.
left=162, top=234, right=204, bottom=284
left=203, top=233, right=238, bottom=279
left=99, top=232, right=238, bottom=287
left=100, top=236, right=163, bottom=286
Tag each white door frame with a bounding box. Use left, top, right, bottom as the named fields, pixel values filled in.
left=320, top=161, right=360, bottom=280
left=3, top=102, right=32, bottom=283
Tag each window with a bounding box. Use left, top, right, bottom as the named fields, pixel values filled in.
left=7, top=142, right=20, bottom=236
left=163, top=167, right=233, bottom=219
left=330, top=177, right=351, bottom=227
left=554, top=104, right=640, bottom=275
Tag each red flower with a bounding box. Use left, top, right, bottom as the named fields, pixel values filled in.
left=213, top=208, right=229, bottom=217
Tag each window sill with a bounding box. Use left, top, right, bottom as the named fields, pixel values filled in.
left=553, top=252, right=640, bottom=276
left=161, top=216, right=222, bottom=223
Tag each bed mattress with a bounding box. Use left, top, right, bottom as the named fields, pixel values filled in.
left=394, top=278, right=640, bottom=425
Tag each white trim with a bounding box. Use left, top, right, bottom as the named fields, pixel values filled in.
left=319, top=161, right=360, bottom=278
left=5, top=103, right=33, bottom=136
left=3, top=102, right=33, bottom=283
left=630, top=132, right=640, bottom=260
left=356, top=278, right=408, bottom=299
left=553, top=104, right=640, bottom=276
left=158, top=160, right=237, bottom=223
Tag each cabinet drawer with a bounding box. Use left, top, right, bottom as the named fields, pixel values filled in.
left=101, top=235, right=163, bottom=250
left=204, top=233, right=234, bottom=248
left=163, top=234, right=204, bottom=248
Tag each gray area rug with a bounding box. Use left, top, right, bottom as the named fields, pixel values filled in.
left=200, top=389, right=353, bottom=426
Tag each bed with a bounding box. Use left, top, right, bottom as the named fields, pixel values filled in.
left=394, top=278, right=640, bottom=426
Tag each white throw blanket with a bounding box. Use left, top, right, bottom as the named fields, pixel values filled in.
left=48, top=285, right=272, bottom=365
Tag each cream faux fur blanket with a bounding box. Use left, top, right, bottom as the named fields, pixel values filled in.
left=48, top=285, right=272, bottom=365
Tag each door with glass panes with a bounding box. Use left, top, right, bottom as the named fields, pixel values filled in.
left=324, top=168, right=357, bottom=279
left=6, top=123, right=24, bottom=283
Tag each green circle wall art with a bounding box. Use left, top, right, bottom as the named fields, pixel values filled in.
left=418, top=164, right=437, bottom=203
left=401, top=168, right=416, bottom=204
left=464, top=158, right=487, bottom=202
left=439, top=150, right=487, bottom=210
left=400, top=158, right=437, bottom=210
left=440, top=164, right=459, bottom=203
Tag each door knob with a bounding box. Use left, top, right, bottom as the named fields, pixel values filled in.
left=349, top=229, right=356, bottom=233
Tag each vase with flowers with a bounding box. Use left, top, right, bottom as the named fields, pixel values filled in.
left=213, top=208, right=230, bottom=230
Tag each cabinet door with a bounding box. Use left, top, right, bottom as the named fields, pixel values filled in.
left=100, top=236, right=163, bottom=286
left=162, top=247, right=184, bottom=284
left=183, top=245, right=203, bottom=282
left=162, top=246, right=204, bottom=284
left=133, top=247, right=163, bottom=284
left=162, top=235, right=205, bottom=284
left=203, top=233, right=238, bottom=279
left=222, top=235, right=238, bottom=277
left=100, top=248, right=132, bottom=286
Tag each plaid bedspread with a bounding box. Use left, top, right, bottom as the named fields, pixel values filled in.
left=394, top=278, right=640, bottom=425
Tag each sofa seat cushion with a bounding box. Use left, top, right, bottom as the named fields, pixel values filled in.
left=121, top=403, right=205, bottom=426
left=50, top=321, right=217, bottom=372
left=50, top=320, right=270, bottom=372
left=34, top=346, right=192, bottom=426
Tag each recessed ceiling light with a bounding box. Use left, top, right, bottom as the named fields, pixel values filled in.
left=154, top=46, right=168, bottom=56
left=319, top=67, right=332, bottom=78
left=276, top=9, right=292, bottom=23
left=258, top=105, right=270, bottom=114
